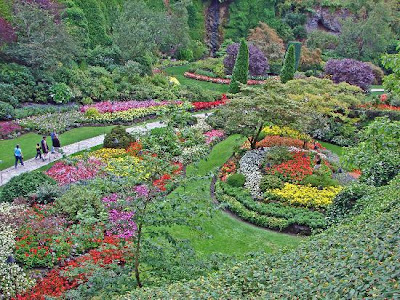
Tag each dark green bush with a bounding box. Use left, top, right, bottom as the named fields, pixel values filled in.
left=226, top=173, right=246, bottom=187
left=1, top=171, right=57, bottom=203
left=260, top=175, right=284, bottom=191
left=0, top=101, right=15, bottom=120
left=264, top=146, right=292, bottom=166
left=142, top=127, right=182, bottom=157
left=280, top=44, right=296, bottom=83
left=301, top=174, right=339, bottom=188
left=103, top=126, right=133, bottom=149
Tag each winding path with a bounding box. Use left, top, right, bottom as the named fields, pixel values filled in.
left=0, top=114, right=208, bottom=186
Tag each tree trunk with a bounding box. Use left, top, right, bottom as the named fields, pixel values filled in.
left=134, top=223, right=143, bottom=288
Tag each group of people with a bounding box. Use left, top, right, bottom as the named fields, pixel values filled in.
left=14, top=130, right=61, bottom=168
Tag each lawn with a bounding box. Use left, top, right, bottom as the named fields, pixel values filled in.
left=0, top=126, right=116, bottom=170
left=318, top=140, right=344, bottom=157
left=166, top=135, right=301, bottom=257
left=164, top=65, right=230, bottom=93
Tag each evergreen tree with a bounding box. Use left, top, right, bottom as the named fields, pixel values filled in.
left=280, top=44, right=295, bottom=84
left=229, top=39, right=249, bottom=93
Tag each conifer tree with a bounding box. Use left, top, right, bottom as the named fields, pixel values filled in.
left=280, top=44, right=296, bottom=84
left=229, top=39, right=249, bottom=93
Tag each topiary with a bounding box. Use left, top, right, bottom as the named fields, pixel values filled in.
left=0, top=101, right=15, bottom=120
left=228, top=39, right=249, bottom=94
left=226, top=173, right=246, bottom=188
left=103, top=126, right=133, bottom=149
left=260, top=174, right=284, bottom=191
left=1, top=171, right=57, bottom=203
left=280, top=44, right=296, bottom=84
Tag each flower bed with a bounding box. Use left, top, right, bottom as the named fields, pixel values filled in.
left=0, top=121, right=23, bottom=139
left=358, top=103, right=400, bottom=112
left=204, top=130, right=225, bottom=144
left=266, top=151, right=313, bottom=182
left=184, top=72, right=267, bottom=85
left=81, top=100, right=168, bottom=114
left=256, top=136, right=320, bottom=149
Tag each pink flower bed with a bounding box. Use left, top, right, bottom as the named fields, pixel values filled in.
left=46, top=158, right=104, bottom=185
left=0, top=121, right=22, bottom=139
left=184, top=72, right=267, bottom=85
left=80, top=100, right=169, bottom=114
left=204, top=129, right=225, bottom=144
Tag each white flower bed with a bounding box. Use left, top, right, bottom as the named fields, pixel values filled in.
left=239, top=148, right=268, bottom=198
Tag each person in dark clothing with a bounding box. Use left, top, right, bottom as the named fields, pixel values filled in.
left=35, top=143, right=42, bottom=159
left=41, top=136, right=49, bottom=161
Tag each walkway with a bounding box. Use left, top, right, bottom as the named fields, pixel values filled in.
left=0, top=114, right=208, bottom=186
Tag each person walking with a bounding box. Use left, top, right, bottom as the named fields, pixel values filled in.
left=35, top=143, right=42, bottom=160
left=52, top=131, right=61, bottom=155
left=14, top=144, right=24, bottom=168
left=41, top=136, right=49, bottom=161
left=50, top=129, right=56, bottom=154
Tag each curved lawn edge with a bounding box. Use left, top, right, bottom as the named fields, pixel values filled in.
left=168, top=135, right=301, bottom=257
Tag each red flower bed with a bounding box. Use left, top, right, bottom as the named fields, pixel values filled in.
left=266, top=151, right=313, bottom=182
left=45, top=158, right=104, bottom=185
left=0, top=121, right=22, bottom=139
left=14, top=237, right=128, bottom=300
left=192, top=94, right=228, bottom=111
left=256, top=136, right=319, bottom=150
left=184, top=72, right=267, bottom=85
left=219, top=159, right=237, bottom=181
left=358, top=103, right=400, bottom=112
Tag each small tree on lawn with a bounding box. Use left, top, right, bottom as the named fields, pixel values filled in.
left=229, top=39, right=249, bottom=94
left=280, top=44, right=296, bottom=84
left=208, top=85, right=310, bottom=149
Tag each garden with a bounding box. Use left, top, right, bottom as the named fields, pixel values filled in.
left=1, top=0, right=400, bottom=299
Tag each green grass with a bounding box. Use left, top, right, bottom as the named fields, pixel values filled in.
left=167, top=135, right=301, bottom=258
left=164, top=65, right=230, bottom=93
left=0, top=126, right=117, bottom=170
left=318, top=140, right=344, bottom=157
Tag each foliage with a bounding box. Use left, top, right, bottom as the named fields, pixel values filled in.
left=248, top=22, right=285, bottom=62
left=0, top=100, right=14, bottom=120
left=263, top=146, right=293, bottom=166
left=382, top=46, right=400, bottom=98
left=0, top=16, right=16, bottom=46
left=280, top=44, right=295, bottom=83
left=228, top=40, right=249, bottom=93
left=325, top=58, right=375, bottom=90
left=51, top=83, right=73, bottom=104
left=344, top=117, right=400, bottom=186
left=259, top=174, right=284, bottom=191
left=224, top=41, right=268, bottom=78
left=306, top=30, right=338, bottom=51
left=226, top=173, right=246, bottom=188
left=365, top=62, right=384, bottom=85
left=1, top=171, right=56, bottom=203
left=299, top=46, right=322, bottom=72
left=103, top=126, right=133, bottom=149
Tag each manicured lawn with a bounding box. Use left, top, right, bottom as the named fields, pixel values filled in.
left=164, top=65, right=230, bottom=93
left=318, top=140, right=344, bottom=157
left=0, top=126, right=116, bottom=170
left=167, top=135, right=302, bottom=257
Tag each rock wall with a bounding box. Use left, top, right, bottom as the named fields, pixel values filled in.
left=306, top=6, right=351, bottom=34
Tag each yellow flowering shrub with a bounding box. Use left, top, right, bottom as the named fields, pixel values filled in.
left=89, top=148, right=127, bottom=161
left=105, top=156, right=150, bottom=180
left=270, top=183, right=342, bottom=209
left=262, top=125, right=311, bottom=141
left=169, top=77, right=180, bottom=85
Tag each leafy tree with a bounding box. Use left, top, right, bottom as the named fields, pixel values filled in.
left=344, top=117, right=400, bottom=186
left=228, top=39, right=249, bottom=94
left=1, top=1, right=78, bottom=70
left=280, top=44, right=295, bottom=84
left=0, top=17, right=16, bottom=46
left=382, top=44, right=400, bottom=98
left=248, top=22, right=285, bottom=62
left=224, top=41, right=268, bottom=77
left=325, top=58, right=374, bottom=90
left=208, top=84, right=310, bottom=149
left=299, top=46, right=322, bottom=72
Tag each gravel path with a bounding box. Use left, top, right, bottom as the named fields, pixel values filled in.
left=0, top=114, right=208, bottom=186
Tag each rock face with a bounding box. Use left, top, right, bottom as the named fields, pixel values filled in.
left=205, top=0, right=231, bottom=56
left=306, top=6, right=351, bottom=34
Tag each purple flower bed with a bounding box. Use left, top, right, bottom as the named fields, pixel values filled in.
left=325, top=59, right=375, bottom=90
left=0, top=121, right=23, bottom=139
left=81, top=100, right=169, bottom=114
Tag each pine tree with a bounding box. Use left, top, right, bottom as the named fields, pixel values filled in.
left=280, top=44, right=296, bottom=84
left=229, top=39, right=249, bottom=93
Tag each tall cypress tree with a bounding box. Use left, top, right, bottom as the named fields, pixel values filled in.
left=229, top=39, right=249, bottom=93
left=280, top=44, right=296, bottom=84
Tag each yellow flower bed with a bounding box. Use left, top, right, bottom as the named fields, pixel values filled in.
left=169, top=76, right=180, bottom=85
left=270, top=183, right=342, bottom=209
left=106, top=156, right=150, bottom=180
left=89, top=148, right=127, bottom=161
left=262, top=125, right=311, bottom=141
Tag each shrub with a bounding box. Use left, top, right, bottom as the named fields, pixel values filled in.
left=301, top=174, right=339, bottom=188
left=1, top=171, right=56, bottom=203
left=85, top=107, right=101, bottom=118
left=51, top=83, right=73, bottom=104
left=228, top=40, right=249, bottom=94
left=177, top=48, right=194, bottom=61
left=326, top=183, right=372, bottom=225
left=227, top=173, right=246, bottom=188
left=0, top=101, right=15, bottom=120
left=224, top=41, right=268, bottom=77
left=280, top=44, right=296, bottom=83
left=300, top=46, right=322, bottom=72
left=260, top=175, right=284, bottom=191
left=365, top=62, right=384, bottom=85
left=325, top=59, right=375, bottom=90
left=103, top=126, right=133, bottom=149
left=306, top=30, right=339, bottom=50
left=264, top=146, right=292, bottom=166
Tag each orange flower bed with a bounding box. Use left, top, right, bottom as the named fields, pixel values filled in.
left=256, top=136, right=319, bottom=150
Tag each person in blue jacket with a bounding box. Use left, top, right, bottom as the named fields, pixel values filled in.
left=14, top=144, right=24, bottom=168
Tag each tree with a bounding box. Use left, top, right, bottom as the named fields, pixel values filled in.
left=248, top=22, right=285, bottom=62
left=343, top=117, right=400, bottom=186
left=1, top=1, right=78, bottom=70
left=228, top=39, right=249, bottom=94
left=280, top=44, right=295, bottom=83
left=382, top=44, right=400, bottom=98
left=208, top=84, right=310, bottom=149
